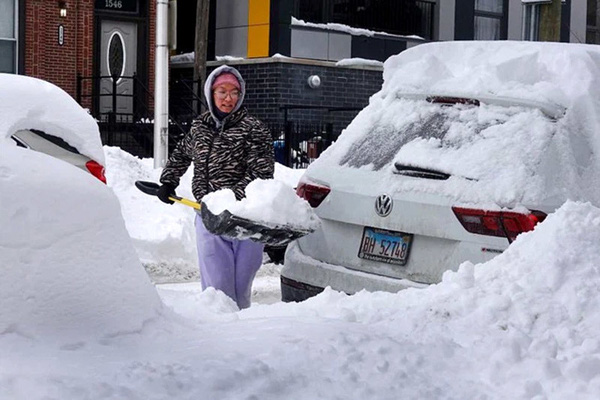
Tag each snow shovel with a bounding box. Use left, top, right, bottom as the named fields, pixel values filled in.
left=134, top=181, right=314, bottom=246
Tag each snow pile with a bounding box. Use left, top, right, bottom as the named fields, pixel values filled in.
left=203, top=179, right=320, bottom=230
left=0, top=74, right=104, bottom=163
left=104, top=146, right=198, bottom=270
left=0, top=146, right=163, bottom=344
left=381, top=41, right=600, bottom=111
left=3, top=138, right=600, bottom=398
left=237, top=201, right=600, bottom=398
left=336, top=57, right=383, bottom=68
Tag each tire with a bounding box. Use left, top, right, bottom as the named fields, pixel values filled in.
left=265, top=245, right=286, bottom=265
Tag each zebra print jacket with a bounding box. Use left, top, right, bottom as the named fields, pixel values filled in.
left=159, top=107, right=274, bottom=202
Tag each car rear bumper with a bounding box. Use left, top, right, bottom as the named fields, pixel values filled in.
left=281, top=241, right=429, bottom=302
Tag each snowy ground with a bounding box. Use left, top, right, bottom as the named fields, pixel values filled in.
left=4, top=145, right=600, bottom=399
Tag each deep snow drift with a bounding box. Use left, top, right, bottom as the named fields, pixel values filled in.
left=0, top=146, right=163, bottom=343
left=2, top=146, right=600, bottom=399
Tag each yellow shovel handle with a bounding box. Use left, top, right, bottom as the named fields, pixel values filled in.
left=169, top=195, right=201, bottom=210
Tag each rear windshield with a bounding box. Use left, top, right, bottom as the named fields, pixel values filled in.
left=339, top=102, right=485, bottom=170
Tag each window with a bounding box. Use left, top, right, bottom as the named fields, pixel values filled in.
left=474, top=0, right=505, bottom=40
left=0, top=0, right=17, bottom=73
left=294, top=0, right=436, bottom=40
left=587, top=0, right=600, bottom=44
left=523, top=3, right=542, bottom=41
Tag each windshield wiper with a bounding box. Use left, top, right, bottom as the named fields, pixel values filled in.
left=393, top=164, right=451, bottom=180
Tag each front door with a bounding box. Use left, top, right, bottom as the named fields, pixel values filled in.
left=99, top=20, right=137, bottom=121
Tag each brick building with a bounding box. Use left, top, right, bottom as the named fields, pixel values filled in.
left=3, top=0, right=156, bottom=118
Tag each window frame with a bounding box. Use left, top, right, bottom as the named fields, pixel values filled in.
left=473, top=0, right=507, bottom=40
left=0, top=0, right=18, bottom=73
left=522, top=3, right=542, bottom=41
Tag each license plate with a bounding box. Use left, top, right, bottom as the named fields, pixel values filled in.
left=358, top=227, right=413, bottom=266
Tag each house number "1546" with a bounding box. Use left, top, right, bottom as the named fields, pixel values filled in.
left=105, top=0, right=123, bottom=8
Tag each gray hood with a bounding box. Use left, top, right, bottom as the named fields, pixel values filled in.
left=204, top=65, right=246, bottom=127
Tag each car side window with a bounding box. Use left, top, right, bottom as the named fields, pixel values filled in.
left=11, top=137, right=27, bottom=148
left=30, top=129, right=81, bottom=154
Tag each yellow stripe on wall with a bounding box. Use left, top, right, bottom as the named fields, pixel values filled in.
left=248, top=0, right=270, bottom=58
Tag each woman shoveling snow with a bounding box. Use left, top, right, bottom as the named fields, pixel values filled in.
left=156, top=65, right=276, bottom=309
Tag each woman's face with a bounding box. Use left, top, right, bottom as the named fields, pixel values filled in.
left=213, top=82, right=240, bottom=114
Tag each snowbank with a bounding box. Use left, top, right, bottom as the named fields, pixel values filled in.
left=0, top=146, right=162, bottom=344
left=238, top=200, right=600, bottom=398
left=0, top=74, right=104, bottom=163
left=3, top=140, right=600, bottom=398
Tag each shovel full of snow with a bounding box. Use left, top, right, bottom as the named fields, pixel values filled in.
left=135, top=180, right=318, bottom=247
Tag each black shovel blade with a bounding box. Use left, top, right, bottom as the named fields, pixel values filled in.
left=200, top=204, right=314, bottom=247
left=135, top=180, right=160, bottom=196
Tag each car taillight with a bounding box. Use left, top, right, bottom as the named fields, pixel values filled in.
left=452, top=207, right=546, bottom=243
left=85, top=160, right=107, bottom=184
left=296, top=180, right=330, bottom=208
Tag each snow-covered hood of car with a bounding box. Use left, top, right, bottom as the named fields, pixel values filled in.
left=0, top=74, right=104, bottom=164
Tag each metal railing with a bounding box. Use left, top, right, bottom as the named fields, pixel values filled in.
left=77, top=74, right=191, bottom=157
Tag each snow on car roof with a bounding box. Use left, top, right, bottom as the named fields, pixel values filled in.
left=382, top=41, right=600, bottom=111
left=0, top=74, right=105, bottom=164
left=310, top=41, right=600, bottom=208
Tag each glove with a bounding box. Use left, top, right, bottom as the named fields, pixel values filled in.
left=157, top=183, right=176, bottom=204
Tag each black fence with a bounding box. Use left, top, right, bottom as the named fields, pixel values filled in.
left=77, top=74, right=190, bottom=157
left=77, top=74, right=349, bottom=166
left=269, top=122, right=335, bottom=169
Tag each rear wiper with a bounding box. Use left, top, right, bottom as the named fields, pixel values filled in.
left=393, top=164, right=450, bottom=180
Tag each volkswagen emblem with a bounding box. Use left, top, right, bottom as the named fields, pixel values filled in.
left=375, top=194, right=393, bottom=217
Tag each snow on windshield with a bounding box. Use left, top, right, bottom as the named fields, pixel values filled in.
left=0, top=74, right=104, bottom=163
left=311, top=41, right=600, bottom=207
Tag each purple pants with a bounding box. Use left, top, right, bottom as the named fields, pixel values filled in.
left=195, top=214, right=264, bottom=309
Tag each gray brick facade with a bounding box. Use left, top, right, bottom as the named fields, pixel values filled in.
left=206, top=60, right=383, bottom=138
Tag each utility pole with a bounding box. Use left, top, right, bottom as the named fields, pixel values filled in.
left=154, top=0, right=170, bottom=168
left=539, top=0, right=562, bottom=42
left=194, top=0, right=210, bottom=114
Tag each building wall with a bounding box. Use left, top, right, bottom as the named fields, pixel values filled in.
left=205, top=59, right=383, bottom=137
left=507, top=0, right=523, bottom=40
left=437, top=0, right=455, bottom=41
left=443, top=0, right=586, bottom=42
left=25, top=0, right=94, bottom=107
left=215, top=0, right=270, bottom=58
left=570, top=0, right=587, bottom=43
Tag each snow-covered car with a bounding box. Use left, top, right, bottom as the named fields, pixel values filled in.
left=0, top=74, right=106, bottom=183
left=281, top=41, right=600, bottom=301
left=11, top=129, right=106, bottom=183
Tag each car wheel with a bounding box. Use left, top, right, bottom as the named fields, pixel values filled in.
left=265, top=245, right=286, bottom=264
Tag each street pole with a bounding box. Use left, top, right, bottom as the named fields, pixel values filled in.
left=194, top=0, right=210, bottom=114
left=154, top=0, right=170, bottom=168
